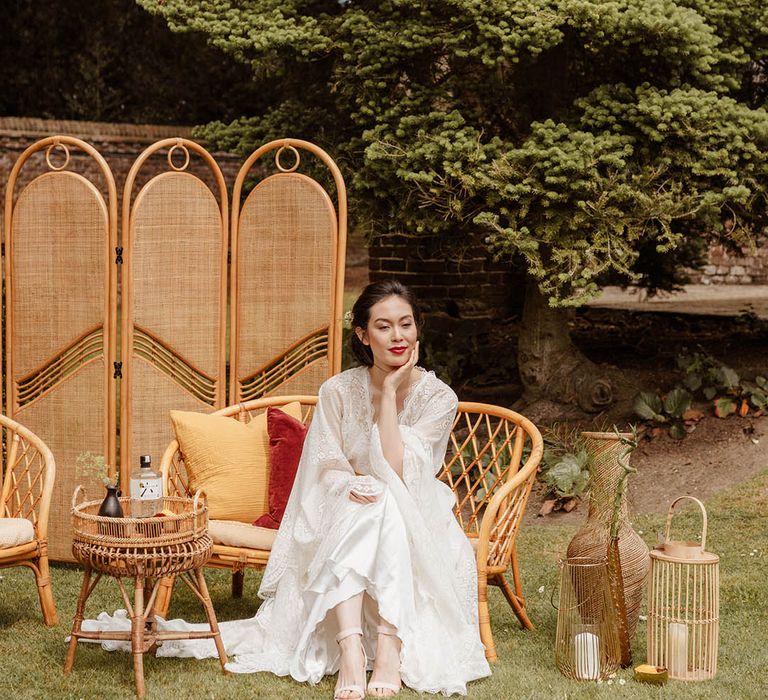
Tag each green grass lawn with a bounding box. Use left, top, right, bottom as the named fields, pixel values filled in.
left=1, top=471, right=766, bottom=699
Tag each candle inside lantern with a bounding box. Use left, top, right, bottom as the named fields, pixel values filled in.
left=668, top=622, right=689, bottom=678
left=575, top=631, right=600, bottom=680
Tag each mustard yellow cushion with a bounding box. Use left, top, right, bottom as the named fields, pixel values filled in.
left=170, top=402, right=302, bottom=522
left=208, top=519, right=276, bottom=550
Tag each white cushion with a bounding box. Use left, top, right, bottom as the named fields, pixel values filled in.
left=0, top=518, right=35, bottom=548
left=208, top=519, right=276, bottom=550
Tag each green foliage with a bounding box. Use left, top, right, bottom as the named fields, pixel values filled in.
left=541, top=449, right=591, bottom=500
left=637, top=349, right=767, bottom=430
left=75, top=451, right=116, bottom=487
left=678, top=349, right=741, bottom=399
left=0, top=0, right=263, bottom=123
left=141, top=0, right=768, bottom=306
left=539, top=426, right=593, bottom=503
left=633, top=388, right=693, bottom=439
left=678, top=349, right=768, bottom=415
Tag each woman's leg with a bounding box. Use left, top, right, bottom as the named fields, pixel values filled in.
left=334, top=592, right=366, bottom=700
left=368, top=614, right=401, bottom=697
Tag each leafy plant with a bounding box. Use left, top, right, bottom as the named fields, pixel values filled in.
left=541, top=449, right=591, bottom=500
left=538, top=426, right=593, bottom=512
left=76, top=452, right=117, bottom=487
left=677, top=350, right=740, bottom=400
left=677, top=349, right=768, bottom=419
left=633, top=388, right=693, bottom=439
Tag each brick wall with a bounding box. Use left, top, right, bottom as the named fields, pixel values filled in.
left=368, top=233, right=523, bottom=334
left=0, top=116, right=242, bottom=207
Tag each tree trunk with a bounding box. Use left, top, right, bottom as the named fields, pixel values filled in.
left=517, top=280, right=613, bottom=411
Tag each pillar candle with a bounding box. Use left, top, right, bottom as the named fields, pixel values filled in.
left=668, top=622, right=689, bottom=678
left=575, top=631, right=600, bottom=680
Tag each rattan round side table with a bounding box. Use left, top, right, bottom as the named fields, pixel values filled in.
left=64, top=488, right=228, bottom=698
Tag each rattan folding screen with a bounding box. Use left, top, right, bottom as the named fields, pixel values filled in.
left=120, top=139, right=229, bottom=482
left=4, top=137, right=118, bottom=561
left=230, top=140, right=347, bottom=400
left=4, top=136, right=347, bottom=560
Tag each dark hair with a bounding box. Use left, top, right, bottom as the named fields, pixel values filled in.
left=349, top=280, right=421, bottom=366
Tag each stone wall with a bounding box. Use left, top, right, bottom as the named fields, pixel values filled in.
left=0, top=116, right=242, bottom=207
left=690, top=244, right=768, bottom=285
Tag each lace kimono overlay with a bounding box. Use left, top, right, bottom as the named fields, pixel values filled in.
left=84, top=366, right=491, bottom=696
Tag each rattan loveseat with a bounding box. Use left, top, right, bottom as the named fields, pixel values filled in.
left=157, top=395, right=543, bottom=660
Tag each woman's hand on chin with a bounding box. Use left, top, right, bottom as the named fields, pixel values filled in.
left=382, top=341, right=419, bottom=393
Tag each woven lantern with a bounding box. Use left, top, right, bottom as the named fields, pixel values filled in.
left=555, top=557, right=621, bottom=680
left=647, top=497, right=720, bottom=681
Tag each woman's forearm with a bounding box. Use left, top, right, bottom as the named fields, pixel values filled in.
left=377, top=387, right=404, bottom=478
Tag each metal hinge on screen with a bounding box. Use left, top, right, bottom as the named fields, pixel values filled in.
left=115, top=246, right=123, bottom=264
left=113, top=362, right=122, bottom=379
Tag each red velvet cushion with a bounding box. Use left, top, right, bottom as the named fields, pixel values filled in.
left=253, top=407, right=308, bottom=529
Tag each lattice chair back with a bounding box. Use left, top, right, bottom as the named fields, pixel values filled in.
left=440, top=403, right=542, bottom=566
left=439, top=401, right=543, bottom=661
left=0, top=413, right=58, bottom=625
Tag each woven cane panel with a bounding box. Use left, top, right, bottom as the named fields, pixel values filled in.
left=129, top=357, right=214, bottom=481
left=10, top=171, right=107, bottom=377
left=236, top=172, right=336, bottom=398
left=130, top=171, right=223, bottom=375
left=15, top=361, right=107, bottom=561
left=250, top=357, right=330, bottom=399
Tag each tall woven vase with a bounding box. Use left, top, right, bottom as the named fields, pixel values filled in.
left=566, top=432, right=650, bottom=666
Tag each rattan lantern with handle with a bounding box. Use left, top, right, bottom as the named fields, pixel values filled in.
left=647, top=496, right=719, bottom=681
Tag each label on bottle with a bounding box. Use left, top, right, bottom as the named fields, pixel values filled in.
left=130, top=470, right=162, bottom=518
left=130, top=476, right=162, bottom=500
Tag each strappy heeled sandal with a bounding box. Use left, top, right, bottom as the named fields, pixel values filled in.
left=367, top=626, right=402, bottom=697
left=335, top=627, right=367, bottom=700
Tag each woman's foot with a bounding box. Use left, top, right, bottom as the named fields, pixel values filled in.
left=335, top=629, right=367, bottom=700
left=368, top=629, right=401, bottom=697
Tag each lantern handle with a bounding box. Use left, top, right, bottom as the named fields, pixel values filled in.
left=665, top=496, right=707, bottom=551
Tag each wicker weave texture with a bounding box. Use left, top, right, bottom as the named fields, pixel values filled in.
left=566, top=433, right=651, bottom=653
left=234, top=173, right=335, bottom=398
left=128, top=358, right=215, bottom=479
left=130, top=172, right=223, bottom=374
left=0, top=413, right=59, bottom=625
left=10, top=172, right=107, bottom=377
left=122, top=145, right=228, bottom=479
left=7, top=159, right=113, bottom=563
left=15, top=361, right=107, bottom=560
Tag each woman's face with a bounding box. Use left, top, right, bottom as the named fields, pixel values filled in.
left=357, top=294, right=418, bottom=370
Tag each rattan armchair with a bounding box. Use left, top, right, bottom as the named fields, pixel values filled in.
left=0, top=414, right=58, bottom=625
left=157, top=396, right=542, bottom=661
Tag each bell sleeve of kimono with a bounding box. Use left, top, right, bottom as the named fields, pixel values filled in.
left=368, top=379, right=458, bottom=501
left=311, top=380, right=357, bottom=498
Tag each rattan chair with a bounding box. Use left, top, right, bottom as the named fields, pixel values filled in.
left=157, top=395, right=543, bottom=660
left=0, top=414, right=58, bottom=625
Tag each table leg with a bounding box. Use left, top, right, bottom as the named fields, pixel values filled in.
left=132, top=574, right=146, bottom=698
left=195, top=567, right=228, bottom=670
left=64, top=567, right=93, bottom=676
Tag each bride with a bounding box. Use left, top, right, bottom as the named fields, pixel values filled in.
left=86, top=280, right=491, bottom=697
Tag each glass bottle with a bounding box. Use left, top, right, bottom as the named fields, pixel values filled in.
left=129, top=454, right=162, bottom=518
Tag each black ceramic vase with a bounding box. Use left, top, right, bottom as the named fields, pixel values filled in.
left=98, top=484, right=124, bottom=518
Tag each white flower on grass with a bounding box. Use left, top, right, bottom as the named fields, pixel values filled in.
left=639, top=614, right=648, bottom=621
left=538, top=585, right=545, bottom=594
left=619, top=678, right=626, bottom=685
